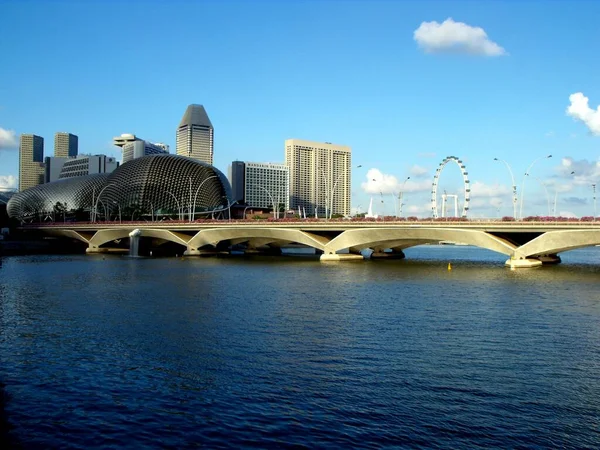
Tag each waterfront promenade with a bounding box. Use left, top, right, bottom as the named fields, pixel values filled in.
left=23, top=219, right=600, bottom=268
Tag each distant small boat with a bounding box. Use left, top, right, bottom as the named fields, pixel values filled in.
left=439, top=241, right=469, bottom=246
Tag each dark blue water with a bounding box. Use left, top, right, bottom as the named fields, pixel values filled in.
left=1, top=246, right=600, bottom=448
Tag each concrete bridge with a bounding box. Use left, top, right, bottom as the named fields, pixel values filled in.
left=24, top=220, right=600, bottom=268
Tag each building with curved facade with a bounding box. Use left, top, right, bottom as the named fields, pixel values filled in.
left=7, top=155, right=232, bottom=222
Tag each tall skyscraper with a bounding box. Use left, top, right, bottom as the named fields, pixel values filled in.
left=176, top=104, right=214, bottom=165
left=19, top=134, right=45, bottom=192
left=285, top=139, right=351, bottom=217
left=54, top=132, right=78, bottom=157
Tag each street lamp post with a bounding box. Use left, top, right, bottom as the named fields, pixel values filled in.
left=92, top=184, right=112, bottom=222
left=493, top=158, right=517, bottom=220
left=396, top=176, right=411, bottom=218
left=527, top=174, right=551, bottom=216
left=191, top=176, right=218, bottom=222
left=258, top=186, right=278, bottom=219
left=112, top=201, right=122, bottom=223
left=552, top=171, right=575, bottom=216
left=593, top=183, right=597, bottom=220
left=165, top=190, right=183, bottom=221
left=519, top=154, right=552, bottom=220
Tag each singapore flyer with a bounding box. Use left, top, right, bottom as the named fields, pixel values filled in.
left=431, top=156, right=471, bottom=219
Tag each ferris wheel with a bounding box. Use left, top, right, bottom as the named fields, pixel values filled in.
left=431, top=156, right=471, bottom=218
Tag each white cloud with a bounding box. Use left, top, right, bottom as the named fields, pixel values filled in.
left=566, top=92, right=600, bottom=135
left=413, top=18, right=507, bottom=56
left=469, top=181, right=510, bottom=197
left=409, top=165, right=429, bottom=177
left=0, top=127, right=17, bottom=149
left=558, top=157, right=600, bottom=184
left=361, top=168, right=431, bottom=194
left=0, top=175, right=17, bottom=189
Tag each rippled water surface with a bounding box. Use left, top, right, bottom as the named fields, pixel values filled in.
left=1, top=246, right=600, bottom=448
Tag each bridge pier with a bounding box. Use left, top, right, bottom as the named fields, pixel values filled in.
left=86, top=246, right=127, bottom=254
left=536, top=254, right=562, bottom=265
left=505, top=257, right=543, bottom=269
left=184, top=247, right=219, bottom=256
left=320, top=253, right=364, bottom=261
left=370, top=248, right=406, bottom=260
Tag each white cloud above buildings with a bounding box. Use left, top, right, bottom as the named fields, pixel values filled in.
left=361, top=168, right=431, bottom=194
left=0, top=175, right=17, bottom=189
left=413, top=18, right=507, bottom=56
left=566, top=92, right=600, bottom=135
left=0, top=127, right=17, bottom=149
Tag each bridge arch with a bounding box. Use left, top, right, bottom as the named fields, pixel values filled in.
left=323, top=228, right=517, bottom=256
left=186, top=228, right=329, bottom=253
left=516, top=230, right=600, bottom=258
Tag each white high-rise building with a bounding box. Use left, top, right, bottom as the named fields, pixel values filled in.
left=176, top=104, right=213, bottom=165
left=231, top=162, right=289, bottom=212
left=285, top=139, right=351, bottom=217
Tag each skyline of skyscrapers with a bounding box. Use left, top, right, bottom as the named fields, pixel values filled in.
left=19, top=134, right=45, bottom=192
left=176, top=104, right=214, bottom=165
left=54, top=132, right=78, bottom=158
left=14, top=105, right=354, bottom=220
left=285, top=138, right=352, bottom=218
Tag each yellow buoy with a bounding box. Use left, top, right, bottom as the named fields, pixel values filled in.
left=448, top=262, right=452, bottom=271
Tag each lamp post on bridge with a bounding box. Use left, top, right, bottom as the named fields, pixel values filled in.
left=519, top=154, right=552, bottom=220
left=395, top=176, right=411, bottom=218
left=593, top=183, right=597, bottom=220
left=493, top=158, right=517, bottom=220
left=190, top=175, right=218, bottom=222
left=552, top=171, right=575, bottom=217
left=526, top=173, right=551, bottom=216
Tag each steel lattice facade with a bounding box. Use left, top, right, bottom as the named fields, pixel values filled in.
left=7, top=155, right=232, bottom=221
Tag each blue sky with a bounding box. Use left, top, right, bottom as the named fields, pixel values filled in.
left=1, top=0, right=600, bottom=217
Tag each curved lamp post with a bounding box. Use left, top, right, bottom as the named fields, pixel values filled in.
left=165, top=190, right=183, bottom=221
left=258, top=186, right=279, bottom=219
left=493, top=158, right=517, bottom=219
left=593, top=183, right=597, bottom=220
left=527, top=174, right=551, bottom=216
left=519, top=154, right=552, bottom=219
left=191, top=175, right=218, bottom=222
left=112, top=201, right=122, bottom=223
left=552, top=171, right=575, bottom=216
left=396, top=176, right=411, bottom=218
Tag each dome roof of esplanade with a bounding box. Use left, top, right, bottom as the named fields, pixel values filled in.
left=7, top=174, right=109, bottom=220
left=7, top=155, right=233, bottom=220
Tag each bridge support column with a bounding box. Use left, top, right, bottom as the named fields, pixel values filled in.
left=86, top=246, right=126, bottom=254
left=505, top=257, right=543, bottom=269
left=320, top=252, right=363, bottom=261
left=184, top=246, right=218, bottom=256
left=536, top=254, right=561, bottom=265
left=370, top=248, right=406, bottom=260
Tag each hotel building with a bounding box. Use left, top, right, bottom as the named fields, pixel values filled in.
left=230, top=161, right=289, bottom=212
left=284, top=139, right=351, bottom=217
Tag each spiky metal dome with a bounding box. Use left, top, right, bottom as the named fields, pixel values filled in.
left=7, top=155, right=232, bottom=221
